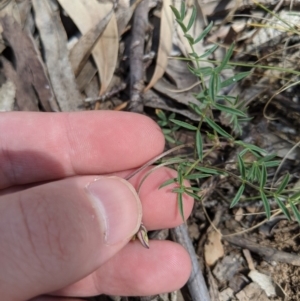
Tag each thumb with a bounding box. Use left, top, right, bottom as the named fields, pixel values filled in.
left=0, top=176, right=142, bottom=301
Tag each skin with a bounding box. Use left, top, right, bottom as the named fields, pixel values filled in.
left=0, top=111, right=194, bottom=301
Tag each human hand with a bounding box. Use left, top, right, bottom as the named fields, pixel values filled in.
left=0, top=111, right=193, bottom=301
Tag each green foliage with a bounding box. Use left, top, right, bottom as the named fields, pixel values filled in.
left=230, top=185, right=245, bottom=208
left=196, top=130, right=203, bottom=162
left=154, top=3, right=300, bottom=224
left=156, top=110, right=181, bottom=144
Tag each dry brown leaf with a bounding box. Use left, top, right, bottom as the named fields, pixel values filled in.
left=0, top=80, right=15, bottom=111
left=1, top=56, right=38, bottom=111
left=248, top=270, right=276, bottom=297
left=0, top=15, right=56, bottom=111
left=144, top=89, right=199, bottom=121
left=207, top=267, right=221, bottom=301
left=58, top=0, right=118, bottom=95
left=0, top=0, right=20, bottom=23
left=204, top=230, right=224, bottom=266
left=69, top=9, right=113, bottom=77
left=197, top=0, right=243, bottom=17
left=153, top=77, right=199, bottom=106
left=116, top=0, right=141, bottom=36
left=16, top=0, right=32, bottom=27
left=32, top=0, right=82, bottom=111
left=0, top=0, right=21, bottom=53
left=236, top=282, right=270, bottom=301
left=76, top=60, right=97, bottom=92
left=235, top=207, right=244, bottom=222
left=165, top=58, right=199, bottom=90
left=144, top=0, right=173, bottom=91
left=219, top=288, right=234, bottom=301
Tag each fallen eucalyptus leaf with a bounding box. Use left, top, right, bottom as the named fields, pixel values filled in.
left=59, top=0, right=118, bottom=95
left=145, top=0, right=173, bottom=91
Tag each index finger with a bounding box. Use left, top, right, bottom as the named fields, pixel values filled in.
left=0, top=111, right=165, bottom=189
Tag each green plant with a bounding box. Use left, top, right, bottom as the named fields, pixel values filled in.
left=153, top=3, right=300, bottom=223
left=156, top=110, right=181, bottom=144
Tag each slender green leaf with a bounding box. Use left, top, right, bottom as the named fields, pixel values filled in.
left=195, top=166, right=222, bottom=175
left=189, top=52, right=199, bottom=59
left=205, top=117, right=233, bottom=139
left=247, top=144, right=267, bottom=154
left=199, top=44, right=219, bottom=58
left=260, top=164, right=267, bottom=188
left=162, top=128, right=172, bottom=134
left=209, top=73, right=215, bottom=100
left=290, top=201, right=300, bottom=223
left=170, top=119, right=197, bottom=130
left=196, top=130, right=203, bottom=161
left=169, top=112, right=176, bottom=119
left=209, top=73, right=221, bottom=100
left=180, top=162, right=194, bottom=168
left=159, top=178, right=176, bottom=189
left=189, top=103, right=203, bottom=116
left=274, top=196, right=291, bottom=220
left=223, top=95, right=237, bottom=104
left=173, top=187, right=185, bottom=193
left=170, top=5, right=181, bottom=20
left=188, top=66, right=213, bottom=77
left=194, top=21, right=213, bottom=44
left=180, top=2, right=185, bottom=20
left=215, top=73, right=221, bottom=95
left=186, top=6, right=196, bottom=31
left=230, top=184, right=245, bottom=208
left=206, top=131, right=216, bottom=140
left=232, top=119, right=243, bottom=135
left=156, top=109, right=167, bottom=121
left=220, top=72, right=250, bottom=88
left=186, top=67, right=200, bottom=77
left=158, top=120, right=167, bottom=127
left=260, top=190, right=271, bottom=219
left=249, top=149, right=263, bottom=159
left=172, top=124, right=181, bottom=131
left=184, top=33, right=194, bottom=44
left=185, top=173, right=211, bottom=180
left=246, top=164, right=255, bottom=182
left=290, top=191, right=300, bottom=201
left=255, top=165, right=261, bottom=182
left=186, top=64, right=197, bottom=76
left=275, top=173, right=290, bottom=194
left=177, top=168, right=183, bottom=186
left=214, top=103, right=247, bottom=117
left=264, top=161, right=281, bottom=168
left=184, top=190, right=201, bottom=200
left=176, top=19, right=187, bottom=32
left=165, top=135, right=176, bottom=143
left=178, top=192, right=185, bottom=221
left=216, top=43, right=234, bottom=72
left=160, top=156, right=185, bottom=164
left=235, top=141, right=267, bottom=154
left=198, top=67, right=214, bottom=77
left=257, top=154, right=277, bottom=163
left=237, top=154, right=246, bottom=179
left=239, top=148, right=248, bottom=157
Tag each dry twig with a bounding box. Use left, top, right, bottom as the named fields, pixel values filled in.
left=129, top=0, right=148, bottom=113
left=171, top=224, right=211, bottom=301
left=223, top=234, right=300, bottom=266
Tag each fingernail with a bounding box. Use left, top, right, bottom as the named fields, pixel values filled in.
left=85, top=177, right=142, bottom=245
